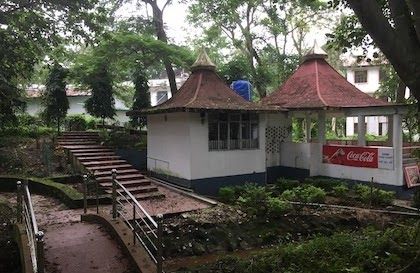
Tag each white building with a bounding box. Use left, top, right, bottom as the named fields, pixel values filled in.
left=149, top=77, right=187, bottom=107
left=25, top=85, right=130, bottom=124
left=129, top=47, right=411, bottom=195
left=129, top=50, right=281, bottom=195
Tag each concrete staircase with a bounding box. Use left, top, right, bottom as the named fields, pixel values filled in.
left=58, top=131, right=165, bottom=200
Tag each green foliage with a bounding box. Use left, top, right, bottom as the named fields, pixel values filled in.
left=130, top=66, right=150, bottom=127
left=84, top=63, right=116, bottom=121
left=303, top=177, right=344, bottom=192
left=236, top=184, right=272, bottom=216
left=100, top=129, right=146, bottom=149
left=219, top=187, right=237, bottom=203
left=354, top=184, right=395, bottom=206
left=42, top=62, right=69, bottom=131
left=0, top=0, right=108, bottom=127
left=331, top=184, right=349, bottom=198
left=218, top=54, right=252, bottom=85
left=65, top=114, right=98, bottom=131
left=267, top=197, right=292, bottom=217
left=189, top=224, right=419, bottom=273
left=280, top=185, right=326, bottom=203
left=274, top=177, right=300, bottom=193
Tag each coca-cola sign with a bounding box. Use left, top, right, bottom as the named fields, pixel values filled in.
left=323, top=145, right=379, bottom=168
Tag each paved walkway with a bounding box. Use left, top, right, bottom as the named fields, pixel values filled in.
left=1, top=193, right=134, bottom=273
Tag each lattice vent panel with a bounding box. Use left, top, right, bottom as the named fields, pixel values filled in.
left=265, top=126, right=291, bottom=153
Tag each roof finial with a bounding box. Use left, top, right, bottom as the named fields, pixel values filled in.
left=191, top=47, right=216, bottom=71
left=303, top=40, right=328, bottom=61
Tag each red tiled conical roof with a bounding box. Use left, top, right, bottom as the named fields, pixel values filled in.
left=132, top=49, right=284, bottom=114
left=262, top=47, right=389, bottom=109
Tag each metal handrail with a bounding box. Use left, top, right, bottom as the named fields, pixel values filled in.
left=82, top=169, right=164, bottom=273
left=17, top=181, right=45, bottom=273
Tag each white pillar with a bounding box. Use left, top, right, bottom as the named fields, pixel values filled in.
left=357, top=114, right=366, bottom=146
left=318, top=112, right=326, bottom=144
left=393, top=113, right=403, bottom=185
left=305, top=112, right=311, bottom=143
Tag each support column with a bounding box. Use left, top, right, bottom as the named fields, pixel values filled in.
left=392, top=114, right=403, bottom=185
left=357, top=115, right=366, bottom=146
left=318, top=112, right=326, bottom=145
left=305, top=112, right=311, bottom=143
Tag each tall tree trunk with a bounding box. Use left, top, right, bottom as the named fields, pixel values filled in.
left=396, top=79, right=406, bottom=103
left=144, top=0, right=177, bottom=94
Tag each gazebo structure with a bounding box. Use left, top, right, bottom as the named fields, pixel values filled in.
left=129, top=49, right=283, bottom=194
left=261, top=42, right=409, bottom=188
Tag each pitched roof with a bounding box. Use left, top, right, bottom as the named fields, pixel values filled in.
left=130, top=49, right=284, bottom=115
left=262, top=45, right=390, bottom=109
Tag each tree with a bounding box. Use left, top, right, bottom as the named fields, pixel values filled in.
left=328, top=0, right=420, bottom=104
left=130, top=66, right=150, bottom=128
left=0, top=0, right=108, bottom=127
left=42, top=62, right=69, bottom=133
left=188, top=0, right=329, bottom=98
left=84, top=63, right=116, bottom=124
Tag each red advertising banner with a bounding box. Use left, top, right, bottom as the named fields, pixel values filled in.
left=322, top=145, right=378, bottom=168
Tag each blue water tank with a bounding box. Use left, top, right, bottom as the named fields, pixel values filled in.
left=231, top=80, right=252, bottom=101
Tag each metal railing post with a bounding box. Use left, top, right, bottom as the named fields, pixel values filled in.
left=112, top=169, right=117, bottom=219
left=35, top=231, right=45, bottom=273
left=95, top=171, right=99, bottom=214
left=156, top=213, right=163, bottom=273
left=83, top=174, right=88, bottom=214
left=132, top=205, right=136, bottom=245
left=16, top=181, right=22, bottom=223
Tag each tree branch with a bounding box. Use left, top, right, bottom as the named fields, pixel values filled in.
left=406, top=0, right=420, bottom=41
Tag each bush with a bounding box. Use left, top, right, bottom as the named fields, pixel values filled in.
left=304, top=177, right=344, bottom=192
left=236, top=183, right=272, bottom=216
left=275, top=177, right=300, bottom=193
left=65, top=114, right=98, bottom=131
left=354, top=184, right=395, bottom=206
left=331, top=184, right=349, bottom=197
left=267, top=197, right=292, bottom=217
left=0, top=125, right=55, bottom=138
left=219, top=186, right=236, bottom=203
left=280, top=185, right=326, bottom=203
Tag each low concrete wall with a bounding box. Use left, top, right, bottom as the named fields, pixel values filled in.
left=116, top=148, right=147, bottom=171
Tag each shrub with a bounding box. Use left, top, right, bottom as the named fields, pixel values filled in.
left=275, top=177, right=300, bottom=193
left=236, top=183, right=271, bottom=216
left=331, top=184, right=349, bottom=197
left=267, top=197, right=292, bottom=217
left=304, top=177, right=344, bottom=192
left=280, top=185, right=326, bottom=203
left=354, top=184, right=395, bottom=206
left=65, top=114, right=98, bottom=131
left=219, top=186, right=236, bottom=204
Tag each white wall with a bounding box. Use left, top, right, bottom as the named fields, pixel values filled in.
left=147, top=112, right=192, bottom=179
left=279, top=143, right=311, bottom=170
left=25, top=96, right=130, bottom=124
left=346, top=116, right=389, bottom=136
left=150, top=89, right=173, bottom=107
left=266, top=113, right=292, bottom=167
left=346, top=66, right=381, bottom=94
left=189, top=112, right=267, bottom=180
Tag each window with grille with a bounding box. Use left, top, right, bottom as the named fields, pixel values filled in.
left=208, top=113, right=259, bottom=151
left=156, top=91, right=168, bottom=105
left=354, top=70, right=368, bottom=83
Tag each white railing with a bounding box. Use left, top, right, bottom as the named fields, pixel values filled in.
left=17, top=181, right=45, bottom=273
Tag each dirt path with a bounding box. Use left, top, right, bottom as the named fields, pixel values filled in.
left=0, top=193, right=135, bottom=273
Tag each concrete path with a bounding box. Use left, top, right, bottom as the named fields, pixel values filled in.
left=0, top=193, right=135, bottom=273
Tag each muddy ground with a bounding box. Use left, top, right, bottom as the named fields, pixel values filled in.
left=161, top=203, right=411, bottom=259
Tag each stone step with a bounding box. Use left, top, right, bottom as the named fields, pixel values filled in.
left=63, top=131, right=99, bottom=135
left=105, top=185, right=158, bottom=195
left=65, top=145, right=106, bottom=150
left=99, top=179, right=151, bottom=188
left=94, top=168, right=140, bottom=177
left=71, top=148, right=114, bottom=153
left=78, top=155, right=121, bottom=162
left=82, top=160, right=127, bottom=167
left=58, top=136, right=99, bottom=140
left=59, top=141, right=98, bottom=146
left=118, top=191, right=165, bottom=201
left=73, top=152, right=116, bottom=157
left=86, top=164, right=133, bottom=171
left=96, top=173, right=144, bottom=182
